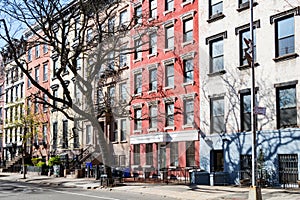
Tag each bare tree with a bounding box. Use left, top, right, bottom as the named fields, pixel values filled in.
left=0, top=0, right=151, bottom=178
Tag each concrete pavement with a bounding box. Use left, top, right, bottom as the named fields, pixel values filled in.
left=1, top=172, right=300, bottom=200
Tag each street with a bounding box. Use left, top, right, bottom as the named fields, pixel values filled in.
left=0, top=180, right=175, bottom=200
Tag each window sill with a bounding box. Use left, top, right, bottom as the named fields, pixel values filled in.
left=237, top=62, right=259, bottom=70
left=120, top=140, right=127, bottom=143
left=163, top=48, right=174, bottom=53
left=134, top=93, right=142, bottom=97
left=148, top=17, right=157, bottom=22
left=164, top=126, right=175, bottom=131
left=163, top=86, right=174, bottom=91
left=236, top=2, right=258, bottom=12
left=42, top=80, right=48, bottom=83
left=273, top=53, right=299, bottom=63
left=182, top=81, right=194, bottom=87
left=182, top=124, right=194, bottom=129
left=207, top=13, right=225, bottom=23
left=147, top=128, right=158, bottom=132
left=182, top=40, right=194, bottom=47
left=133, top=58, right=142, bottom=63
left=181, top=0, right=193, bottom=7
left=111, top=141, right=118, bottom=144
left=147, top=52, right=158, bottom=59
left=163, top=9, right=175, bottom=16
left=207, top=69, right=226, bottom=77
left=148, top=90, right=157, bottom=94
left=134, top=130, right=142, bottom=134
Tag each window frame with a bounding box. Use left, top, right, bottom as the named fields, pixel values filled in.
left=276, top=84, right=297, bottom=129
left=209, top=0, right=223, bottom=18
left=209, top=38, right=224, bottom=73
left=165, top=25, right=174, bottom=49
left=134, top=72, right=142, bottom=95
left=184, top=98, right=194, bottom=125
left=149, top=68, right=157, bottom=91
left=183, top=18, right=193, bottom=43
left=134, top=108, right=142, bottom=130
left=165, top=101, right=174, bottom=127
left=149, top=104, right=158, bottom=128
left=240, top=91, right=251, bottom=132
left=165, top=63, right=174, bottom=88
left=210, top=96, right=225, bottom=133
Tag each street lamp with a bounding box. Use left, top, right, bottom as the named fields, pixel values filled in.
left=246, top=1, right=262, bottom=199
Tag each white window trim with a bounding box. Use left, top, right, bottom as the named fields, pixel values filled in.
left=180, top=10, right=196, bottom=21
left=181, top=0, right=194, bottom=7
left=163, top=8, right=175, bottom=16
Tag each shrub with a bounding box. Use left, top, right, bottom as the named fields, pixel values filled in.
left=48, top=156, right=61, bottom=167
left=31, top=158, right=42, bottom=166
left=36, top=161, right=46, bottom=167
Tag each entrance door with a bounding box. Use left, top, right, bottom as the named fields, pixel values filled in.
left=211, top=150, right=224, bottom=172
left=158, top=144, right=166, bottom=171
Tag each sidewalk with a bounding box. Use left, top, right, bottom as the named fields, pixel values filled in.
left=1, top=172, right=300, bottom=200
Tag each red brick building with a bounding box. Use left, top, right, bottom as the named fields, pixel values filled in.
left=130, top=0, right=200, bottom=179
left=24, top=31, right=51, bottom=162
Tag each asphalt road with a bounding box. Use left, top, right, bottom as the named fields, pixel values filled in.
left=0, top=180, right=175, bottom=200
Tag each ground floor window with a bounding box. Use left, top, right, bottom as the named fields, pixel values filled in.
left=278, top=154, right=298, bottom=185
left=211, top=150, right=224, bottom=172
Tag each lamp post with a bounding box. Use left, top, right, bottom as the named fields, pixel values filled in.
left=247, top=0, right=262, bottom=199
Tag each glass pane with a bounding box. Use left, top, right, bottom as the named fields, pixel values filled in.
left=212, top=40, right=223, bottom=57
left=278, top=17, right=294, bottom=38
left=243, top=94, right=251, bottom=113
left=212, top=56, right=224, bottom=72
left=279, top=87, right=296, bottom=108
left=211, top=1, right=223, bottom=15
left=213, top=98, right=224, bottom=116
left=278, top=36, right=294, bottom=56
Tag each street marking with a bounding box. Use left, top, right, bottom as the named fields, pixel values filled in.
left=48, top=189, right=120, bottom=200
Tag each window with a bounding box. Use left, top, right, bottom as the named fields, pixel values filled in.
left=62, top=120, right=68, bottom=148
left=86, top=125, right=92, bottom=144
left=120, top=119, right=127, bottom=141
left=20, top=84, right=23, bottom=98
left=184, top=99, right=194, bottom=125
left=53, top=59, right=58, bottom=78
left=275, top=16, right=294, bottom=57
left=170, top=142, right=178, bottom=166
left=210, top=97, right=225, bottom=133
left=149, top=68, right=157, bottom=91
left=72, top=59, right=79, bottom=72
left=186, top=141, right=195, bottom=167
left=106, top=51, right=114, bottom=70
left=149, top=32, right=157, bottom=55
left=43, top=43, right=48, bottom=54
left=43, top=93, right=48, bottom=112
left=165, top=63, right=174, bottom=87
left=278, top=154, right=298, bottom=184
left=134, top=108, right=142, bottom=130
left=108, top=18, right=115, bottom=34
left=108, top=86, right=115, bottom=106
left=87, top=28, right=93, bottom=42
left=134, top=38, right=142, bottom=60
left=28, top=48, right=32, bottom=61
left=74, top=18, right=80, bottom=38
left=73, top=123, right=79, bottom=148
left=183, top=58, right=194, bottom=83
left=149, top=104, right=157, bottom=128
left=149, top=0, right=157, bottom=19
left=119, top=10, right=128, bottom=26
left=35, top=67, right=39, bottom=82
left=146, top=144, right=153, bottom=165
left=35, top=44, right=40, bottom=58
left=165, top=102, right=174, bottom=127
left=209, top=0, right=223, bottom=18
left=27, top=70, right=32, bottom=88
left=165, top=0, right=174, bottom=11
left=165, top=25, right=174, bottom=49
left=53, top=122, right=58, bottom=149
left=134, top=72, right=142, bottom=94
left=110, top=121, right=118, bottom=142
left=240, top=28, right=256, bottom=66
left=210, top=38, right=224, bottom=73
left=276, top=85, right=297, bottom=128
left=0, top=85, right=2, bottom=99
left=239, top=0, right=249, bottom=8
left=119, top=47, right=127, bottom=67
left=34, top=101, right=39, bottom=113
left=53, top=89, right=58, bottom=107
left=240, top=92, right=251, bottom=131
left=43, top=63, right=48, bottom=81
left=119, top=83, right=127, bottom=102
left=134, top=5, right=142, bottom=25
left=183, top=18, right=193, bottom=42
left=133, top=144, right=140, bottom=165
left=42, top=124, right=47, bottom=143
